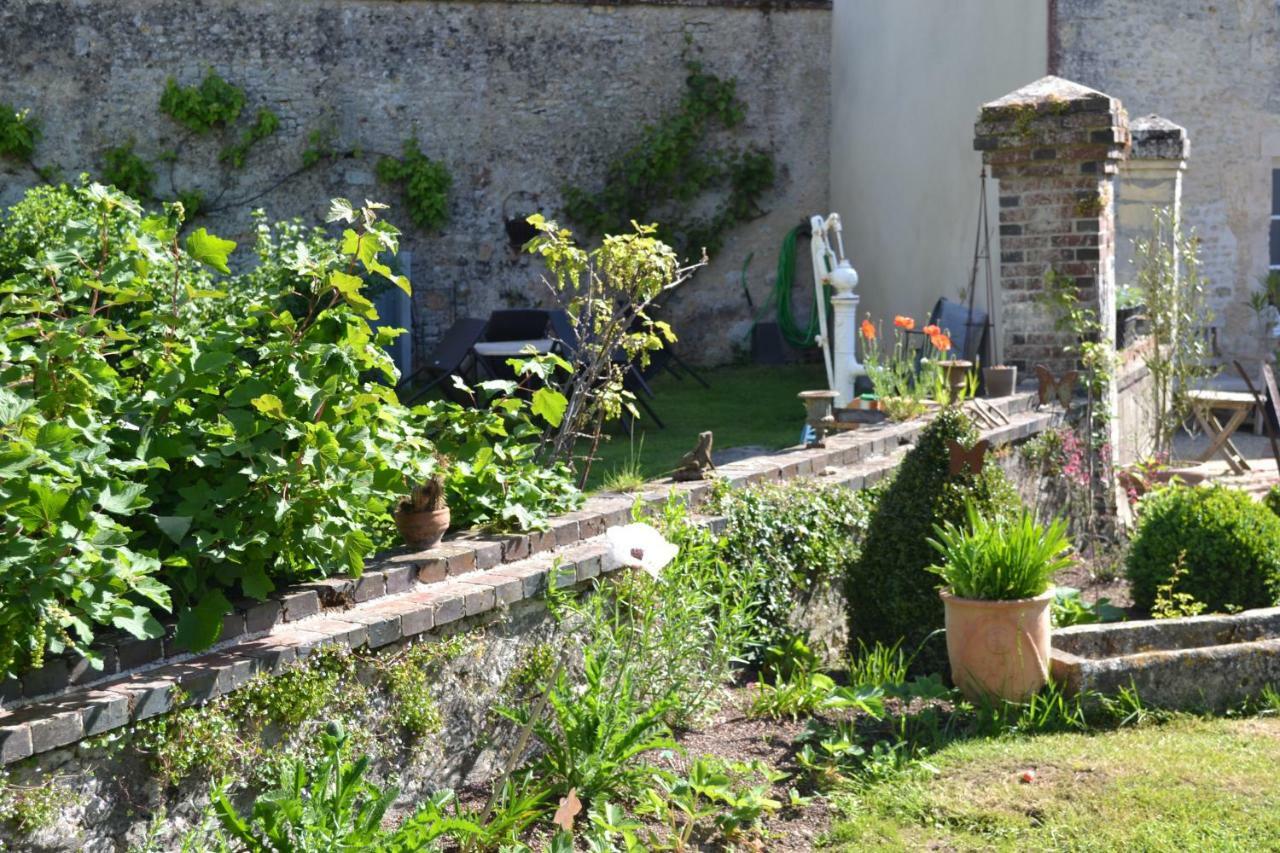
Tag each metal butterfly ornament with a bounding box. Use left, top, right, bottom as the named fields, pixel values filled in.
left=1034, top=363, right=1077, bottom=407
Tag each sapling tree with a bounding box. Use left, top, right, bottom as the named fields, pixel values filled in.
left=523, top=215, right=704, bottom=484
left=1132, top=206, right=1216, bottom=457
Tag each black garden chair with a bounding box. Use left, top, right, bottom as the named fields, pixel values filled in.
left=395, top=317, right=488, bottom=405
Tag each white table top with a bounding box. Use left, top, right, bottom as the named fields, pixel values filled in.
left=472, top=338, right=555, bottom=357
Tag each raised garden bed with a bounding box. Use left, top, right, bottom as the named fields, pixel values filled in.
left=1051, top=607, right=1280, bottom=711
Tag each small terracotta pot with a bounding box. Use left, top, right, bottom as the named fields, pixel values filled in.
left=937, top=359, right=974, bottom=400
left=982, top=365, right=1017, bottom=398
left=940, top=589, right=1053, bottom=703
left=395, top=506, right=450, bottom=550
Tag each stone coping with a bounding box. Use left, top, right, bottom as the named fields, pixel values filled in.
left=0, top=393, right=1052, bottom=765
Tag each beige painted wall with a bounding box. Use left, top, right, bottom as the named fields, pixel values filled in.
left=831, top=0, right=1048, bottom=363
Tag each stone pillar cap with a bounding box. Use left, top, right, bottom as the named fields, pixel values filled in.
left=1129, top=114, right=1189, bottom=160
left=980, top=75, right=1116, bottom=116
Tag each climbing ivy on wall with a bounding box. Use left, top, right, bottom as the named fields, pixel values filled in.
left=376, top=138, right=452, bottom=231
left=4, top=71, right=451, bottom=231
left=562, top=61, right=776, bottom=259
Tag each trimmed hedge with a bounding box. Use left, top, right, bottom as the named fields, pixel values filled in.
left=845, top=408, right=1018, bottom=673
left=1126, top=484, right=1280, bottom=613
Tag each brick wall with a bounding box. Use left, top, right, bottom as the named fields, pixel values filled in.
left=975, top=76, right=1129, bottom=376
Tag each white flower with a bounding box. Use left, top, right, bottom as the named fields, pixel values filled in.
left=606, top=523, right=678, bottom=581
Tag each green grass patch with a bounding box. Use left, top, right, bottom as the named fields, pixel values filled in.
left=586, top=362, right=825, bottom=490
left=825, top=716, right=1280, bottom=851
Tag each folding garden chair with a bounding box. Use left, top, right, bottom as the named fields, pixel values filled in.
left=396, top=317, right=488, bottom=405
left=1233, top=360, right=1280, bottom=475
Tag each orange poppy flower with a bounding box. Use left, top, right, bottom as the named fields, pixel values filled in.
left=860, top=318, right=876, bottom=340
left=923, top=324, right=941, bottom=337
left=893, top=315, right=916, bottom=331
left=930, top=333, right=952, bottom=352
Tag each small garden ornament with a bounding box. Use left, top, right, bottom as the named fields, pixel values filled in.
left=672, top=431, right=716, bottom=481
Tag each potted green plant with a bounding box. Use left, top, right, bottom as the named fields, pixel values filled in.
left=927, top=504, right=1073, bottom=702
left=394, top=462, right=450, bottom=550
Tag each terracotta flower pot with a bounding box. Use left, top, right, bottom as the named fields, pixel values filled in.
left=395, top=506, right=450, bottom=550
left=940, top=589, right=1053, bottom=703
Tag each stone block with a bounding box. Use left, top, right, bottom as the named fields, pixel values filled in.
left=0, top=720, right=32, bottom=763
left=221, top=610, right=247, bottom=643
left=279, top=590, right=321, bottom=622
left=244, top=599, right=283, bottom=634
left=67, top=648, right=118, bottom=688
left=104, top=675, right=178, bottom=721
left=441, top=543, right=477, bottom=576
left=70, top=690, right=132, bottom=736
left=499, top=534, right=531, bottom=563
left=115, top=636, right=164, bottom=671
left=236, top=636, right=299, bottom=674
left=382, top=565, right=414, bottom=596
left=21, top=657, right=69, bottom=699
left=467, top=572, right=523, bottom=605
left=340, top=605, right=405, bottom=649
left=353, top=571, right=387, bottom=603
left=301, top=618, right=370, bottom=650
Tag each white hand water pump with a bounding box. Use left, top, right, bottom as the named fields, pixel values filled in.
left=809, top=213, right=863, bottom=407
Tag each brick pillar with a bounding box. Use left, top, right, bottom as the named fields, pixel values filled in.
left=1115, top=115, right=1189, bottom=289
left=974, top=76, right=1130, bottom=377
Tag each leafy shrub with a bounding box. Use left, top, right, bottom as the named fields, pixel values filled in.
left=212, top=721, right=397, bottom=851
left=546, top=493, right=754, bottom=728
left=416, top=375, right=581, bottom=532
left=1264, top=484, right=1280, bottom=520
left=101, top=138, right=156, bottom=198
left=160, top=70, right=246, bottom=134
left=497, top=649, right=677, bottom=806
left=712, top=478, right=875, bottom=661
left=638, top=757, right=785, bottom=849
left=1051, top=587, right=1123, bottom=627
left=0, top=104, right=39, bottom=162
left=1126, top=484, right=1280, bottom=613
left=846, top=408, right=1018, bottom=673
left=927, top=505, right=1073, bottom=600
left=561, top=61, right=774, bottom=258
left=0, top=182, right=580, bottom=671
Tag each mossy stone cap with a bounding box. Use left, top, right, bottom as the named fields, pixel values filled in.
left=974, top=75, right=1129, bottom=173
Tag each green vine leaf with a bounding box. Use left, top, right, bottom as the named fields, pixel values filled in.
left=531, top=387, right=568, bottom=428
left=186, top=227, right=237, bottom=273
left=175, top=589, right=233, bottom=651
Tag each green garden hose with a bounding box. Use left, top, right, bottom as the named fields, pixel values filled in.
left=773, top=224, right=829, bottom=347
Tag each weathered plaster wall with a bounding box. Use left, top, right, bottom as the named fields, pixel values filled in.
left=830, top=0, right=1048, bottom=362
left=0, top=0, right=830, bottom=367
left=1054, top=0, right=1278, bottom=365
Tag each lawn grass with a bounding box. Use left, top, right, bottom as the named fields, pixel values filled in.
left=585, top=362, right=827, bottom=491
left=825, top=715, right=1280, bottom=851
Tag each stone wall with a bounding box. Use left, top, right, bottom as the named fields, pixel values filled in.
left=0, top=0, right=830, bottom=367
left=1053, top=0, right=1276, bottom=367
